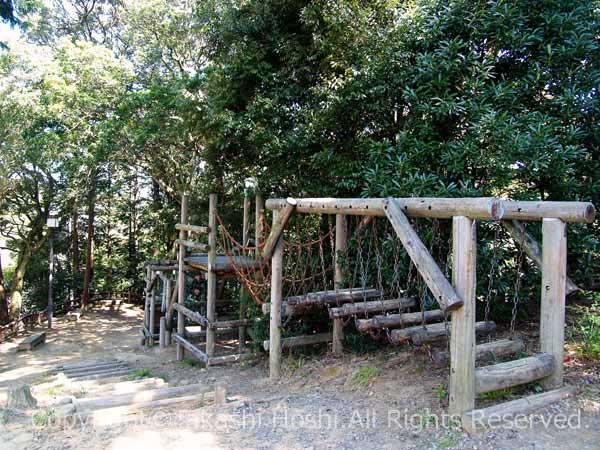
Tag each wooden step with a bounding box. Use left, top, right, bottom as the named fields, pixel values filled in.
left=329, top=297, right=415, bottom=319
left=263, top=332, right=332, bottom=351
left=17, top=332, right=46, bottom=351
left=475, top=353, right=555, bottom=394
left=462, top=386, right=576, bottom=433
left=356, top=309, right=444, bottom=333
left=389, top=321, right=496, bottom=346
left=431, top=338, right=525, bottom=368
left=285, top=288, right=383, bottom=306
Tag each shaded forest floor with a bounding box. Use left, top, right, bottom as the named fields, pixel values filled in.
left=0, top=303, right=599, bottom=450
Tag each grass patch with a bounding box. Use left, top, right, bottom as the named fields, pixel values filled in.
left=436, top=431, right=461, bottom=449
left=577, top=299, right=600, bottom=359
left=350, top=365, right=381, bottom=387
left=182, top=357, right=202, bottom=368
left=128, top=368, right=153, bottom=380
left=478, top=387, right=514, bottom=402
left=432, top=383, right=448, bottom=403
left=46, top=384, right=64, bottom=397
left=32, top=408, right=55, bottom=427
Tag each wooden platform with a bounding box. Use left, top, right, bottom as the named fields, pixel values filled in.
left=17, top=332, right=46, bottom=351
left=185, top=254, right=263, bottom=275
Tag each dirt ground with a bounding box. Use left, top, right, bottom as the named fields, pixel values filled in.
left=0, top=304, right=598, bottom=450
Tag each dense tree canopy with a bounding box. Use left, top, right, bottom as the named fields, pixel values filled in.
left=0, top=0, right=598, bottom=321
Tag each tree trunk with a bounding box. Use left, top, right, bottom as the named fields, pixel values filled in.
left=72, top=208, right=80, bottom=302
left=0, top=252, right=8, bottom=323
left=81, top=172, right=98, bottom=311
left=9, top=244, right=33, bottom=319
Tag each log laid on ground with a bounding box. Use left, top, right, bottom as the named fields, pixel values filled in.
left=175, top=223, right=209, bottom=234
left=208, top=352, right=255, bottom=367
left=73, top=383, right=211, bottom=412
left=61, top=362, right=128, bottom=376
left=263, top=332, right=333, bottom=351
left=72, top=378, right=167, bottom=396
left=389, top=321, right=496, bottom=346
left=173, top=303, right=209, bottom=327
left=502, top=220, right=579, bottom=295
left=475, top=353, right=555, bottom=395
left=7, top=384, right=37, bottom=409
left=431, top=338, right=525, bottom=368
left=17, top=332, right=46, bottom=351
left=262, top=197, right=297, bottom=260
left=385, top=199, right=463, bottom=312
left=56, top=359, right=120, bottom=371
left=462, top=386, right=576, bottom=434
left=172, top=333, right=208, bottom=363
left=67, top=367, right=132, bottom=380
left=286, top=288, right=383, bottom=306
left=328, top=297, right=416, bottom=319
left=174, top=239, right=209, bottom=252
left=356, top=309, right=444, bottom=333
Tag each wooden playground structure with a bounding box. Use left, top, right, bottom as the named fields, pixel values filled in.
left=142, top=193, right=596, bottom=429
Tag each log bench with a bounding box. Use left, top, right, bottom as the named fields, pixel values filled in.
left=17, top=332, right=46, bottom=351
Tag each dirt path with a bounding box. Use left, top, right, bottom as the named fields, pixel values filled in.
left=1, top=305, right=598, bottom=450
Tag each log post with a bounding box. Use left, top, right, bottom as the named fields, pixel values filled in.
left=206, top=193, right=218, bottom=357
left=176, top=193, right=189, bottom=361
left=159, top=317, right=166, bottom=349
left=449, top=216, right=476, bottom=417
left=255, top=193, right=265, bottom=254
left=149, top=270, right=156, bottom=346
left=332, top=214, right=347, bottom=356
left=269, top=209, right=283, bottom=380
left=164, top=277, right=172, bottom=345
left=239, top=191, right=251, bottom=352
left=143, top=266, right=151, bottom=336
left=540, top=218, right=567, bottom=389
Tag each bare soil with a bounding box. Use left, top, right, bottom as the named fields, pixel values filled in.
left=0, top=304, right=598, bottom=450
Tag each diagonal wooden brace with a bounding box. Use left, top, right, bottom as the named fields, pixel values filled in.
left=384, top=198, right=463, bottom=312
left=262, top=198, right=297, bottom=260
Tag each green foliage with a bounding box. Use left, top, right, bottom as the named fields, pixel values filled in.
left=350, top=365, right=381, bottom=387
left=577, top=297, right=600, bottom=359
left=432, top=383, right=448, bottom=403
left=31, top=408, right=55, bottom=427
left=129, top=368, right=153, bottom=380
left=182, top=357, right=202, bottom=368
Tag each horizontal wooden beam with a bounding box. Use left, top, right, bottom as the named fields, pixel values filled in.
left=462, top=386, right=576, bottom=433
left=172, top=333, right=208, bottom=363
left=266, top=197, right=595, bottom=223
left=431, top=338, right=525, bottom=368
left=475, top=353, right=555, bottom=394
left=172, top=303, right=209, bottom=327
left=176, top=223, right=209, bottom=234
left=328, top=297, right=415, bottom=319
left=208, top=318, right=254, bottom=329
left=175, top=239, right=210, bottom=252
left=263, top=332, right=332, bottom=351
left=356, top=309, right=444, bottom=333
left=386, top=199, right=463, bottom=312
left=389, top=321, right=496, bottom=346
left=286, top=288, right=383, bottom=306
left=262, top=198, right=297, bottom=259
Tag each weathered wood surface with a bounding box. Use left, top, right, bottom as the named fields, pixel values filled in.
left=173, top=333, right=208, bottom=363
left=263, top=332, right=333, bottom=351
left=173, top=303, right=209, bottom=327
left=209, top=318, right=254, bottom=329
left=286, top=288, right=383, bottom=306
left=503, top=220, right=578, bottom=295
left=269, top=209, right=284, bottom=380
left=176, top=193, right=188, bottom=361
left=262, top=198, right=297, bottom=259
left=208, top=352, right=255, bottom=366
left=206, top=193, right=218, bottom=357
left=475, top=353, right=555, bottom=394
left=175, top=223, right=209, bottom=234
left=266, top=197, right=596, bottom=223
left=332, top=318, right=344, bottom=356
left=540, top=219, right=567, bottom=390
left=7, top=385, right=37, bottom=409
left=356, top=309, right=443, bottom=333
left=432, top=338, right=525, bottom=368
left=17, top=332, right=46, bottom=351
left=328, top=297, right=416, bottom=319
left=389, top=321, right=496, bottom=346
left=386, top=199, right=463, bottom=312
left=174, top=239, right=209, bottom=252
left=74, top=383, right=210, bottom=411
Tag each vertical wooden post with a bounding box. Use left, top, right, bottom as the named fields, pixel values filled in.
left=149, top=272, right=156, bottom=346
left=164, top=277, right=172, bottom=345
left=449, top=216, right=476, bottom=416
left=332, top=214, right=347, bottom=356
left=176, top=194, right=189, bottom=361
left=255, top=193, right=265, bottom=253
left=239, top=191, right=251, bottom=352
left=144, top=266, right=151, bottom=332
left=206, top=193, right=218, bottom=357
left=540, top=218, right=567, bottom=389
left=269, top=209, right=283, bottom=380
left=159, top=317, right=166, bottom=349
